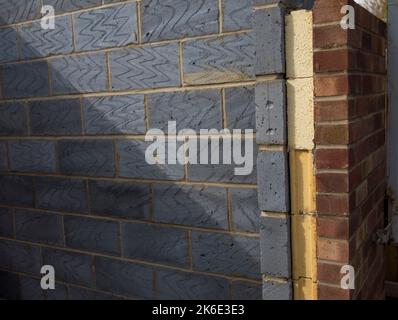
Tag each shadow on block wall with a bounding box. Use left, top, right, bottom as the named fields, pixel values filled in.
left=0, top=1, right=262, bottom=300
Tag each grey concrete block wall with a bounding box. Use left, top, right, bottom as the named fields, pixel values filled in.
left=0, top=0, right=301, bottom=300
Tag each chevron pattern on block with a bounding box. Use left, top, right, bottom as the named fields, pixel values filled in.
left=51, top=53, right=107, bottom=94
left=0, top=0, right=41, bottom=26
left=183, top=33, right=255, bottom=85
left=223, top=0, right=253, bottom=31
left=43, top=0, right=101, bottom=14
left=19, top=16, right=73, bottom=59
left=74, top=3, right=137, bottom=52
left=142, top=0, right=219, bottom=42
left=110, top=44, right=180, bottom=90
left=2, top=61, right=49, bottom=98
left=0, top=27, right=18, bottom=63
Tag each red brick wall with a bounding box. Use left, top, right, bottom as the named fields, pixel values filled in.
left=313, top=0, right=387, bottom=299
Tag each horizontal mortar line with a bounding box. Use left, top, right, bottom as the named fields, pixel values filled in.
left=0, top=0, right=140, bottom=31
left=0, top=81, right=261, bottom=103
left=0, top=172, right=258, bottom=189
left=257, top=145, right=286, bottom=151
left=292, top=276, right=317, bottom=282
left=263, top=275, right=290, bottom=283
left=315, top=71, right=387, bottom=77
left=316, top=281, right=345, bottom=289
left=313, top=21, right=341, bottom=28
left=314, top=45, right=387, bottom=59
left=318, top=236, right=349, bottom=243
left=0, top=267, right=136, bottom=300
left=317, top=259, right=346, bottom=266
left=1, top=28, right=253, bottom=67
left=286, top=75, right=314, bottom=81
left=314, top=95, right=350, bottom=102
left=316, top=109, right=386, bottom=126
left=0, top=204, right=260, bottom=238
left=313, top=21, right=387, bottom=40
left=261, top=212, right=289, bottom=218
left=0, top=236, right=262, bottom=284
left=291, top=212, right=317, bottom=217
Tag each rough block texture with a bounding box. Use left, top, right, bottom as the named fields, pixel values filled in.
left=0, top=208, right=14, bottom=238
left=0, top=102, right=28, bottom=136
left=0, top=27, right=18, bottom=63
left=223, top=0, right=253, bottom=31
left=226, top=86, right=256, bottom=130
left=263, top=280, right=292, bottom=300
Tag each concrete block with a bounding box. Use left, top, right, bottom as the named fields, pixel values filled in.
left=0, top=102, right=28, bottom=136
left=223, top=0, right=253, bottom=31
left=89, top=180, right=151, bottom=220
left=74, top=3, right=137, bottom=52
left=43, top=0, right=101, bottom=13
left=15, top=209, right=64, bottom=246
left=2, top=61, right=49, bottom=98
left=191, top=231, right=261, bottom=279
left=260, top=215, right=291, bottom=277
left=58, top=139, right=115, bottom=177
left=0, top=271, right=20, bottom=299
left=64, top=216, right=120, bottom=255
left=257, top=151, right=290, bottom=212
left=0, top=27, right=18, bottom=63
left=0, top=175, right=34, bottom=207
left=122, top=222, right=188, bottom=267
left=8, top=140, right=56, bottom=173
left=42, top=248, right=94, bottom=287
left=0, top=239, right=41, bottom=274
left=51, top=53, right=107, bottom=94
left=231, top=281, right=262, bottom=300
left=0, top=208, right=14, bottom=238
left=156, top=269, right=230, bottom=300
left=0, top=0, right=41, bottom=25
left=36, top=176, right=88, bottom=213
left=95, top=256, right=155, bottom=299
left=19, top=275, right=68, bottom=300
left=225, top=86, right=255, bottom=130
left=183, top=33, right=255, bottom=85
left=148, top=90, right=222, bottom=131
left=263, top=280, right=292, bottom=300
left=83, top=95, right=145, bottom=134
left=0, top=142, right=7, bottom=171
left=68, top=287, right=121, bottom=300
left=19, top=15, right=73, bottom=59
left=117, top=139, right=184, bottom=180
left=141, top=0, right=218, bottom=42
left=30, top=99, right=82, bottom=136
left=256, top=80, right=286, bottom=145
left=153, top=184, right=228, bottom=229
left=110, top=44, right=180, bottom=90
left=254, top=7, right=285, bottom=75
left=230, top=188, right=259, bottom=233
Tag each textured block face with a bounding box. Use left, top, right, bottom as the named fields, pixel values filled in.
left=89, top=180, right=151, bottom=219
left=191, top=232, right=261, bottom=279
left=226, top=86, right=255, bottom=130
left=95, top=257, right=155, bottom=299
left=254, top=7, right=285, bottom=75
left=0, top=239, right=41, bottom=274
left=0, top=208, right=14, bottom=238
left=64, top=216, right=120, bottom=255
left=153, top=184, right=228, bottom=229
left=42, top=248, right=93, bottom=287
left=183, top=33, right=255, bottom=85
left=30, top=99, right=82, bottom=136
left=187, top=140, right=257, bottom=184
left=256, top=80, right=286, bottom=144
left=0, top=0, right=41, bottom=25
left=0, top=102, right=28, bottom=136
left=0, top=175, right=34, bottom=207
left=0, top=27, right=18, bottom=63
left=36, top=176, right=88, bottom=213
left=263, top=280, right=292, bottom=300
left=141, top=0, right=219, bottom=42
left=8, top=140, right=56, bottom=173
left=117, top=140, right=184, bottom=180
left=157, top=269, right=230, bottom=300
left=223, top=0, right=253, bottom=31
left=83, top=95, right=145, bottom=134
left=15, top=210, right=63, bottom=246
left=231, top=281, right=262, bottom=300
left=19, top=275, right=68, bottom=300
left=110, top=44, right=180, bottom=90
left=51, top=53, right=108, bottom=94
left=148, top=90, right=222, bottom=131
left=74, top=3, right=137, bottom=52
left=0, top=142, right=7, bottom=171
left=58, top=139, right=115, bottom=177
left=260, top=216, right=291, bottom=277
left=19, top=15, right=73, bottom=59
left=122, top=222, right=188, bottom=267
left=230, top=188, right=259, bottom=233
left=2, top=61, right=49, bottom=98
left=257, top=151, right=290, bottom=212
left=43, top=0, right=101, bottom=13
